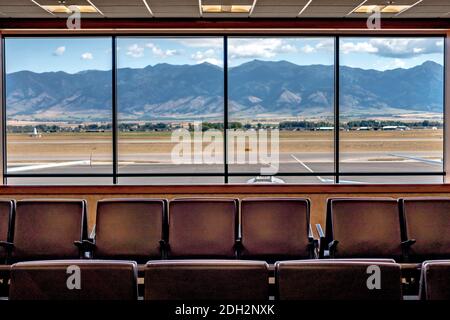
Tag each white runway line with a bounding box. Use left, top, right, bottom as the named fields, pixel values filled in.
left=8, top=160, right=90, bottom=173
left=290, top=154, right=328, bottom=183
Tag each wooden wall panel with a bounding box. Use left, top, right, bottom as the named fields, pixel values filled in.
left=3, top=185, right=450, bottom=234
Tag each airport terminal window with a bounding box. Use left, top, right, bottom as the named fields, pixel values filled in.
left=2, top=35, right=446, bottom=185
left=227, top=37, right=335, bottom=184
left=4, top=37, right=113, bottom=184
left=116, top=37, right=224, bottom=184
left=339, top=37, right=444, bottom=184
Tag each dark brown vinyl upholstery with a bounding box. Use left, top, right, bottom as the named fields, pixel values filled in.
left=11, top=200, right=87, bottom=262
left=240, top=198, right=313, bottom=261
left=167, top=198, right=238, bottom=258
left=94, top=199, right=166, bottom=262
left=9, top=260, right=138, bottom=300
left=401, top=198, right=450, bottom=261
left=276, top=260, right=402, bottom=300
left=327, top=198, right=403, bottom=259
left=0, top=200, right=14, bottom=263
left=419, top=260, right=450, bottom=300
left=145, top=260, right=269, bottom=300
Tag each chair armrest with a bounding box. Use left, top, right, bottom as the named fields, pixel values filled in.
left=0, top=241, right=13, bottom=249
left=74, top=239, right=96, bottom=250
left=401, top=239, right=416, bottom=247
left=328, top=240, right=339, bottom=258
left=89, top=224, right=96, bottom=239
left=315, top=224, right=326, bottom=258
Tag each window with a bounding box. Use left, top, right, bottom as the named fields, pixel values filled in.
left=339, top=37, right=444, bottom=184
left=2, top=35, right=446, bottom=185
left=5, top=37, right=113, bottom=184
left=227, top=37, right=335, bottom=184
left=116, top=37, right=224, bottom=184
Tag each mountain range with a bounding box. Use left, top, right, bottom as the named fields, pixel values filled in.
left=5, top=59, right=444, bottom=122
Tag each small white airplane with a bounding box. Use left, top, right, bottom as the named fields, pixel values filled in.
left=247, top=175, right=285, bottom=184
left=29, top=127, right=42, bottom=138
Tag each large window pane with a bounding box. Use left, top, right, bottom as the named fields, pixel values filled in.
left=117, top=37, right=224, bottom=183
left=339, top=37, right=444, bottom=184
left=5, top=37, right=113, bottom=183
left=227, top=37, right=335, bottom=183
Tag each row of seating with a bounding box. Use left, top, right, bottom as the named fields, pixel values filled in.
left=318, top=198, right=450, bottom=262
left=1, top=197, right=449, bottom=265
left=8, top=259, right=449, bottom=300
left=1, top=198, right=315, bottom=264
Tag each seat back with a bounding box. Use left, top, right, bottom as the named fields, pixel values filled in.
left=328, top=198, right=402, bottom=259
left=94, top=199, right=166, bottom=262
left=240, top=198, right=312, bottom=261
left=145, top=260, right=269, bottom=300
left=11, top=199, right=87, bottom=262
left=0, top=200, right=14, bottom=263
left=400, top=198, right=450, bottom=261
left=420, top=260, right=450, bottom=300
left=276, top=260, right=402, bottom=300
left=167, top=198, right=238, bottom=258
left=9, top=260, right=138, bottom=300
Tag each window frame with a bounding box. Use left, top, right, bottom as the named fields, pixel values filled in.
left=1, top=33, right=446, bottom=185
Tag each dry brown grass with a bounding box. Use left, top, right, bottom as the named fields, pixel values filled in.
left=7, top=129, right=443, bottom=162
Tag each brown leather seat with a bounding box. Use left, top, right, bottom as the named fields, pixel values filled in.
left=400, top=198, right=450, bottom=262
left=90, top=199, right=167, bottom=263
left=0, top=200, right=14, bottom=264
left=10, top=199, right=87, bottom=262
left=276, top=260, right=402, bottom=300
left=240, top=198, right=315, bottom=261
left=419, top=260, right=450, bottom=300
left=9, top=260, right=138, bottom=300
left=325, top=198, right=403, bottom=260
left=167, top=198, right=238, bottom=258
left=145, top=260, right=269, bottom=300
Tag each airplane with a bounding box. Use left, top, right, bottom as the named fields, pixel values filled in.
left=29, top=127, right=42, bottom=138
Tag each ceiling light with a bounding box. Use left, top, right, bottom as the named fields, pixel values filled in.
left=202, top=5, right=252, bottom=13
left=41, top=4, right=100, bottom=14
left=354, top=4, right=411, bottom=14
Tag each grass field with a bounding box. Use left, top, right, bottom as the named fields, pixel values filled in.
left=6, top=129, right=443, bottom=164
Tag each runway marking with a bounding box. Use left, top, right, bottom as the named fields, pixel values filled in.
left=8, top=160, right=90, bottom=173
left=290, top=154, right=328, bottom=183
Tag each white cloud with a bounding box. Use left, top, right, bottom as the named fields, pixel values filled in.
left=81, top=52, right=93, bottom=60
left=53, top=46, right=66, bottom=56
left=341, top=42, right=378, bottom=54
left=342, top=38, right=443, bottom=58
left=228, top=39, right=298, bottom=60
left=191, top=49, right=222, bottom=66
left=145, top=42, right=178, bottom=58
left=177, top=38, right=223, bottom=48
left=126, top=44, right=145, bottom=58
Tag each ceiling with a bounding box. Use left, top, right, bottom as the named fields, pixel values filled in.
left=0, top=0, right=449, bottom=19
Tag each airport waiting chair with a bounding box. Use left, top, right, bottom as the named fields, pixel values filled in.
left=318, top=198, right=403, bottom=260
left=0, top=200, right=14, bottom=265
left=9, top=260, right=138, bottom=300
left=81, top=199, right=167, bottom=264
left=419, top=260, right=450, bottom=300
left=145, top=260, right=269, bottom=300
left=9, top=199, right=88, bottom=262
left=400, top=198, right=450, bottom=262
left=276, top=259, right=402, bottom=300
left=166, top=198, right=239, bottom=259
left=239, top=198, right=316, bottom=262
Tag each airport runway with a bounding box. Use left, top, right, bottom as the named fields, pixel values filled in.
left=6, top=151, right=443, bottom=185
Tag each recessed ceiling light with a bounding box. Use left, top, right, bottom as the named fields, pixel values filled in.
left=202, top=5, right=252, bottom=13
left=41, top=5, right=99, bottom=14
left=354, top=4, right=411, bottom=14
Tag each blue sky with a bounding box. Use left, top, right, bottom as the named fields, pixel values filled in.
left=5, top=37, right=444, bottom=74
